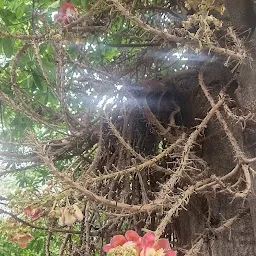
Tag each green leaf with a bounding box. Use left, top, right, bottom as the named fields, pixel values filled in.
left=104, top=48, right=119, bottom=61
left=32, top=71, right=43, bottom=90
left=80, top=0, right=87, bottom=9
left=16, top=4, right=25, bottom=19
left=2, top=38, right=13, bottom=58
left=27, top=75, right=33, bottom=88
left=43, top=0, right=60, bottom=12
left=0, top=9, right=16, bottom=25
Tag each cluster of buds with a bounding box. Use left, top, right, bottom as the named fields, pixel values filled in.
left=184, top=0, right=225, bottom=14
left=54, top=2, right=79, bottom=24
left=103, top=230, right=176, bottom=256
left=182, top=0, right=224, bottom=49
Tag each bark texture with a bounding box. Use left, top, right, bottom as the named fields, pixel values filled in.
left=176, top=1, right=256, bottom=255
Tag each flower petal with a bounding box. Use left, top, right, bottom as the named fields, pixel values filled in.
left=65, top=214, right=77, bottom=226
left=140, top=248, right=146, bottom=256
left=73, top=204, right=83, bottom=221
left=60, top=2, right=75, bottom=12
left=55, top=2, right=77, bottom=24
left=59, top=207, right=65, bottom=226
left=110, top=235, right=127, bottom=248
left=58, top=3, right=74, bottom=16
left=63, top=207, right=77, bottom=226
left=24, top=206, right=32, bottom=216
left=24, top=205, right=41, bottom=220
left=141, top=232, right=155, bottom=248
left=165, top=250, right=177, bottom=256
left=18, top=242, right=28, bottom=248
left=125, top=230, right=141, bottom=243
left=153, top=238, right=171, bottom=251
left=12, top=233, right=33, bottom=248
left=102, top=243, right=112, bottom=252
left=18, top=233, right=33, bottom=243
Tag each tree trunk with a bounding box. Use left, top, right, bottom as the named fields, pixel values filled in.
left=76, top=2, right=256, bottom=255
left=175, top=1, right=256, bottom=255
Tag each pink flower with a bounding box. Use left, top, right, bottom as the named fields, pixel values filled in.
left=140, top=232, right=176, bottom=256
left=103, top=230, right=141, bottom=254
left=103, top=231, right=176, bottom=256
left=54, top=2, right=78, bottom=24
left=24, top=205, right=42, bottom=220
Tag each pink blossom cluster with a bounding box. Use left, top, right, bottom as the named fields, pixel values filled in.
left=103, top=230, right=176, bottom=256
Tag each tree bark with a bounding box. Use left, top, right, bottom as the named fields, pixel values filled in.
left=177, top=1, right=256, bottom=255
